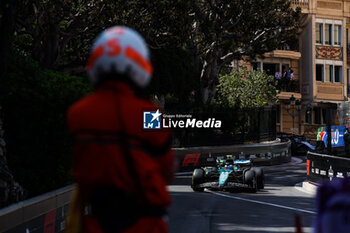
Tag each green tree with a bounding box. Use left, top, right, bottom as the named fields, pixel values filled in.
left=2, top=53, right=92, bottom=197
left=14, top=0, right=193, bottom=70
left=13, top=0, right=197, bottom=102
left=12, top=0, right=300, bottom=104
left=192, top=0, right=300, bottom=103
left=14, top=0, right=121, bottom=69
left=216, top=69, right=278, bottom=109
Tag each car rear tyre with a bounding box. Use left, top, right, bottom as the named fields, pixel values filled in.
left=192, top=168, right=205, bottom=192
left=253, top=167, right=264, bottom=189
left=250, top=175, right=258, bottom=193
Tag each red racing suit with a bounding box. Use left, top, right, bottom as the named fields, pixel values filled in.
left=67, top=81, right=174, bottom=233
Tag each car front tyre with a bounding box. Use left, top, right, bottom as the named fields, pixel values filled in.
left=192, top=168, right=205, bottom=192
left=244, top=170, right=258, bottom=193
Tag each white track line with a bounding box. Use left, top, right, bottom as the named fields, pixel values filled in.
left=208, top=190, right=316, bottom=215
left=273, top=174, right=302, bottom=179
left=176, top=172, right=193, bottom=176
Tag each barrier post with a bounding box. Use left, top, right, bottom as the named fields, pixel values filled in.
left=326, top=109, right=332, bottom=155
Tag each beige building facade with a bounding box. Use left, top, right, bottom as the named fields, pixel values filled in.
left=242, top=0, right=350, bottom=138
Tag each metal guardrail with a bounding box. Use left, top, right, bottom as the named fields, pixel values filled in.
left=0, top=185, right=73, bottom=233
left=307, top=151, right=350, bottom=184
left=0, top=140, right=291, bottom=232
left=174, top=139, right=291, bottom=171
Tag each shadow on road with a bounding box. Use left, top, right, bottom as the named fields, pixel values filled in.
left=169, top=190, right=315, bottom=233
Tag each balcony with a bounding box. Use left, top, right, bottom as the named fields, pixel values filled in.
left=277, top=79, right=300, bottom=93
left=291, top=0, right=309, bottom=6
left=290, top=0, right=310, bottom=13
left=265, top=50, right=301, bottom=59
left=275, top=74, right=301, bottom=101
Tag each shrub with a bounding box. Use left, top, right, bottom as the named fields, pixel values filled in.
left=216, top=69, right=278, bottom=109
left=1, top=53, right=92, bottom=197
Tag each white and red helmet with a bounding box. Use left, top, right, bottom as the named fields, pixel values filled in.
left=86, top=26, right=153, bottom=87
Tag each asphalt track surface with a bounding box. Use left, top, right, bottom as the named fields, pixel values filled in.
left=167, top=156, right=316, bottom=233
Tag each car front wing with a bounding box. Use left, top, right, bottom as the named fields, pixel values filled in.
left=195, top=181, right=249, bottom=189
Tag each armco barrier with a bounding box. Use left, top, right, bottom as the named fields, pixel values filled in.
left=174, top=139, right=291, bottom=172
left=0, top=185, right=73, bottom=233
left=0, top=139, right=290, bottom=232
left=307, top=151, right=350, bottom=183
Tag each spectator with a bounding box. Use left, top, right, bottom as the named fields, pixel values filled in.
left=288, top=69, right=294, bottom=80
left=287, top=69, right=294, bottom=91
left=281, top=66, right=289, bottom=91
left=275, top=70, right=282, bottom=90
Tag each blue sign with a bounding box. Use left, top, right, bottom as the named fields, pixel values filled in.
left=317, top=126, right=346, bottom=147
left=143, top=110, right=162, bottom=129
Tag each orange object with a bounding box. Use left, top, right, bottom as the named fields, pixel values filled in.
left=85, top=45, right=104, bottom=71
left=64, top=187, right=84, bottom=233
left=67, top=81, right=174, bottom=233
left=125, top=46, right=153, bottom=74
left=295, top=214, right=304, bottom=233
left=106, top=38, right=122, bottom=57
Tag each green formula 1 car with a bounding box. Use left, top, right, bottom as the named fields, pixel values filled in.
left=191, top=155, right=264, bottom=192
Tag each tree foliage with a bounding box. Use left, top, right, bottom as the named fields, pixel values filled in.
left=11, top=0, right=198, bottom=101
left=216, top=69, right=278, bottom=109
left=11, top=0, right=299, bottom=103
left=14, top=0, right=119, bottom=69
left=1, top=52, right=92, bottom=197
left=13, top=0, right=193, bottom=70
left=150, top=47, right=198, bottom=105
left=192, top=0, right=301, bottom=103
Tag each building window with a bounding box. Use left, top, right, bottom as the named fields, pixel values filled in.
left=316, top=23, right=323, bottom=44
left=263, top=63, right=279, bottom=76
left=322, top=108, right=328, bottom=124
left=314, top=107, right=321, bottom=124
left=325, top=24, right=332, bottom=45
left=251, top=62, right=261, bottom=71
left=305, top=108, right=312, bottom=124
left=316, top=64, right=343, bottom=83
left=335, top=66, right=342, bottom=82
left=316, top=64, right=323, bottom=81
left=334, top=25, right=342, bottom=45
left=316, top=21, right=342, bottom=46
left=325, top=65, right=333, bottom=82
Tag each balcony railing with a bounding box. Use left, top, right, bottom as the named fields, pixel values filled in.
left=290, top=0, right=309, bottom=6
left=277, top=42, right=299, bottom=52
left=276, top=79, right=300, bottom=93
